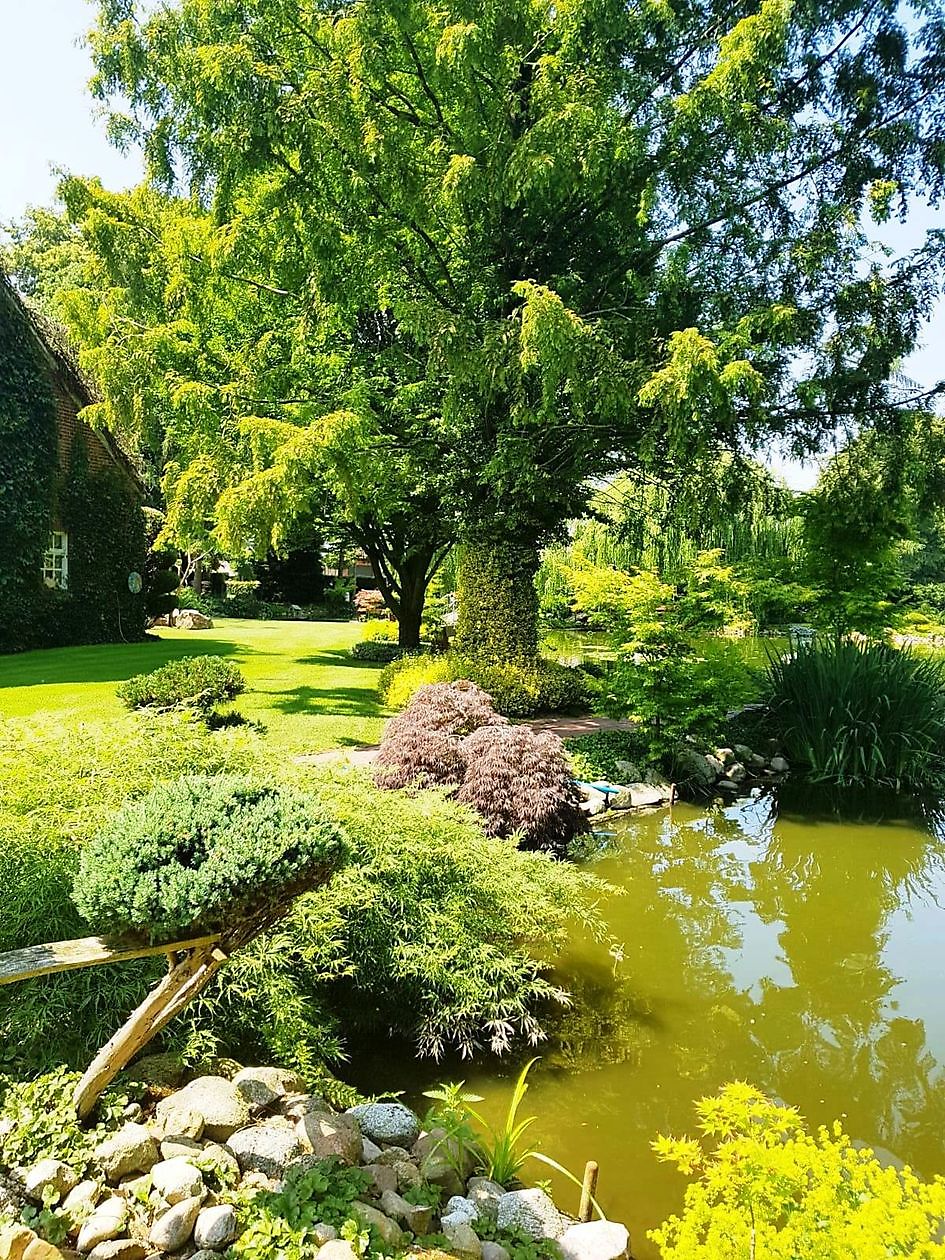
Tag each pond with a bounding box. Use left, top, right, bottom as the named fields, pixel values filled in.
left=347, top=786, right=945, bottom=1257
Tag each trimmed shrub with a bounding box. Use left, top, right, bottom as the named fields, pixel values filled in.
left=457, top=725, right=588, bottom=852
left=351, top=639, right=406, bottom=662
left=72, top=775, right=349, bottom=940
left=354, top=588, right=389, bottom=619
left=378, top=652, right=592, bottom=717
left=362, top=618, right=398, bottom=642
left=766, top=638, right=945, bottom=788
left=117, top=655, right=246, bottom=714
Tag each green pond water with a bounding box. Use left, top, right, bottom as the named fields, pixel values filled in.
left=347, top=785, right=945, bottom=1257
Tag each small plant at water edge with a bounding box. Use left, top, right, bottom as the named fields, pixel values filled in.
left=72, top=775, right=349, bottom=940
left=117, top=655, right=245, bottom=716
left=0, top=1068, right=133, bottom=1175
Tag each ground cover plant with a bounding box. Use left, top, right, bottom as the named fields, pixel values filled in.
left=117, top=654, right=245, bottom=716
left=766, top=638, right=945, bottom=789
left=650, top=1082, right=945, bottom=1259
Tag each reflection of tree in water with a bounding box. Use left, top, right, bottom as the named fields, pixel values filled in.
left=747, top=784, right=945, bottom=1171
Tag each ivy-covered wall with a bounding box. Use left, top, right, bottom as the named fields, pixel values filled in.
left=0, top=277, right=146, bottom=653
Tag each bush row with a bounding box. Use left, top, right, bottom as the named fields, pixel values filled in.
left=379, top=651, right=593, bottom=717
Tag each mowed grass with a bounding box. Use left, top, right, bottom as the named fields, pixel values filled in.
left=0, top=618, right=388, bottom=755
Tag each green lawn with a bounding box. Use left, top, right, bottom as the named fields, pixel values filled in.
left=0, top=618, right=388, bottom=755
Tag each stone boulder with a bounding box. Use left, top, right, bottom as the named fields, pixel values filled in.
left=496, top=1188, right=565, bottom=1240
left=466, top=1177, right=505, bottom=1225
left=558, top=1221, right=630, bottom=1260
left=94, top=1126, right=159, bottom=1183
left=149, top=1157, right=205, bottom=1205
left=232, top=1067, right=304, bottom=1109
left=296, top=1113, right=362, bottom=1166
left=76, top=1198, right=128, bottom=1252
left=23, top=1160, right=77, bottom=1204
left=155, top=1077, right=248, bottom=1142
left=175, top=610, right=213, bottom=630
left=346, top=1103, right=420, bottom=1147
left=193, top=1205, right=239, bottom=1250
left=149, top=1196, right=202, bottom=1253
left=87, top=1242, right=146, bottom=1260
left=227, top=1122, right=303, bottom=1176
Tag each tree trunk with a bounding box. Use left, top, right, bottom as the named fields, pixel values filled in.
left=396, top=577, right=425, bottom=650
left=454, top=539, right=541, bottom=661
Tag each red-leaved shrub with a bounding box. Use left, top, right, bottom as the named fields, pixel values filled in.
left=373, top=680, right=586, bottom=850
left=354, top=588, right=390, bottom=619
left=457, top=725, right=588, bottom=852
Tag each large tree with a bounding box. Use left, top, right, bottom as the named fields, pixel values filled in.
left=76, top=0, right=945, bottom=653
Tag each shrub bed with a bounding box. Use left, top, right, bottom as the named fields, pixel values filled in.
left=379, top=652, right=593, bottom=717
left=117, top=655, right=246, bottom=714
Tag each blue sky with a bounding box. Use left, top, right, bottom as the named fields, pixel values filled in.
left=1, top=0, right=941, bottom=491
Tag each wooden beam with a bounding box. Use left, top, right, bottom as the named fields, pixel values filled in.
left=0, top=933, right=222, bottom=987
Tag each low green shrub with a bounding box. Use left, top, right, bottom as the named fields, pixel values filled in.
left=378, top=653, right=592, bottom=717
left=766, top=637, right=945, bottom=788
left=0, top=1068, right=133, bottom=1175
left=650, top=1082, right=945, bottom=1259
left=350, top=639, right=406, bottom=662
left=73, top=775, right=349, bottom=940
left=117, top=655, right=246, bottom=714
left=362, top=619, right=398, bottom=642
left=565, top=728, right=650, bottom=782
left=232, top=1159, right=371, bottom=1260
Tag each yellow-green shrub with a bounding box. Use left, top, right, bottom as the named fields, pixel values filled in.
left=379, top=654, right=454, bottom=709
left=378, top=652, right=592, bottom=717
left=650, top=1082, right=945, bottom=1259
left=362, top=619, right=398, bottom=642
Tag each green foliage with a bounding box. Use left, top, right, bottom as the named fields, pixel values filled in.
left=650, top=1082, right=945, bottom=1259
left=564, top=730, right=651, bottom=783
left=73, top=775, right=348, bottom=940
left=0, top=1068, right=133, bottom=1175
left=455, top=543, right=541, bottom=663
left=361, top=619, right=398, bottom=643
left=765, top=638, right=945, bottom=789
left=117, top=655, right=245, bottom=714
left=379, top=653, right=592, bottom=718
left=232, top=1159, right=370, bottom=1260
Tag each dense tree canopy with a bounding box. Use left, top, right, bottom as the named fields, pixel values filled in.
left=26, top=0, right=945, bottom=647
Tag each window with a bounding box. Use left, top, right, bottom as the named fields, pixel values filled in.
left=42, top=531, right=69, bottom=590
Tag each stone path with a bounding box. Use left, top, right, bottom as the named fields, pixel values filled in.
left=294, top=714, right=636, bottom=768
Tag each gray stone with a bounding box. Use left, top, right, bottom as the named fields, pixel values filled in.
left=296, top=1113, right=361, bottom=1165
left=733, top=744, right=752, bottom=760
left=156, top=1078, right=248, bottom=1142
left=714, top=747, right=736, bottom=767
left=558, top=1221, right=630, bottom=1260
left=347, top=1103, right=419, bottom=1147
left=378, top=1189, right=432, bottom=1235
left=128, top=1054, right=185, bottom=1090
left=496, top=1188, right=565, bottom=1240
left=415, top=1127, right=474, bottom=1186
left=227, top=1122, right=303, bottom=1176
left=579, top=787, right=607, bottom=817
left=361, top=1165, right=397, bottom=1196
left=704, top=754, right=724, bottom=776
left=747, top=753, right=766, bottom=770
left=88, top=1243, right=146, bottom=1260
left=148, top=1196, right=202, bottom=1252
left=95, top=1126, right=159, bottom=1183
left=370, top=1146, right=411, bottom=1166
left=311, top=1225, right=338, bottom=1246
left=232, top=1067, right=304, bottom=1110
left=610, top=783, right=668, bottom=809
left=159, top=1138, right=203, bottom=1162
left=149, top=1158, right=204, bottom=1205
left=441, top=1220, right=482, bottom=1259
left=350, top=1202, right=405, bottom=1248
left=175, top=610, right=213, bottom=630
left=315, top=1243, right=358, bottom=1260
left=62, top=1180, right=100, bottom=1216
left=77, top=1198, right=128, bottom=1252
left=725, top=762, right=747, bottom=783
left=481, top=1244, right=511, bottom=1260
left=466, top=1177, right=505, bottom=1225
left=717, top=779, right=740, bottom=793
left=442, top=1196, right=479, bottom=1227
left=770, top=755, right=790, bottom=773
left=673, top=750, right=717, bottom=788
left=193, top=1205, right=239, bottom=1250
left=391, top=1160, right=421, bottom=1192
left=360, top=1138, right=383, bottom=1164
left=23, top=1160, right=78, bottom=1203
left=280, top=1093, right=328, bottom=1122
left=196, top=1143, right=240, bottom=1185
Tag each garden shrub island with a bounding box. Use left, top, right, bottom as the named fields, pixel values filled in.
left=5, top=0, right=945, bottom=1256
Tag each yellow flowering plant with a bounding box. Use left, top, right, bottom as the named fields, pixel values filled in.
left=651, top=1082, right=945, bottom=1259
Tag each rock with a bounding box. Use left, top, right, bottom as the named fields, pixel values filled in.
left=77, top=1198, right=128, bottom=1252
left=747, top=753, right=766, bottom=769
left=22, top=1241, right=64, bottom=1260
left=95, top=1126, right=159, bottom=1183
left=725, top=762, right=747, bottom=783
left=442, top=1197, right=479, bottom=1227
left=150, top=1109, right=205, bottom=1142
left=496, top=1188, right=565, bottom=1240
left=128, top=1054, right=185, bottom=1090
left=704, top=754, right=724, bottom=776
left=0, top=1227, right=37, bottom=1260
left=347, top=1103, right=420, bottom=1147
left=87, top=1243, right=146, bottom=1260
left=148, top=1196, right=202, bottom=1253
left=198, top=1143, right=241, bottom=1184
left=350, top=1202, right=406, bottom=1248
left=466, top=1178, right=505, bottom=1225
left=159, top=1138, right=203, bottom=1162
left=62, top=1182, right=100, bottom=1216
left=559, top=1221, right=630, bottom=1260
left=673, top=749, right=717, bottom=788
left=481, top=1244, right=510, bottom=1260
left=379, top=1189, right=432, bottom=1235
left=227, top=1122, right=303, bottom=1176
left=371, top=1146, right=411, bottom=1166
left=770, top=755, right=790, bottom=773
left=280, top=1094, right=328, bottom=1122
left=717, top=779, right=739, bottom=793
left=733, top=744, right=752, bottom=759
left=149, top=1158, right=205, bottom=1205
left=714, top=747, right=736, bottom=767
left=610, top=783, right=668, bottom=809
left=116, top=1173, right=152, bottom=1204
left=315, top=1243, right=358, bottom=1260
left=193, top=1205, right=239, bottom=1250
left=232, top=1067, right=304, bottom=1109
left=175, top=610, right=213, bottom=630
left=239, top=1173, right=282, bottom=1198
left=23, top=1160, right=78, bottom=1203
left=579, top=787, right=607, bottom=817
left=156, top=1078, right=248, bottom=1142
left=361, top=1138, right=383, bottom=1164
left=415, top=1128, right=473, bottom=1190
left=312, top=1225, right=338, bottom=1246
left=392, top=1160, right=421, bottom=1192
left=296, top=1113, right=361, bottom=1165
left=361, top=1165, right=398, bottom=1197
left=441, top=1221, right=481, bottom=1259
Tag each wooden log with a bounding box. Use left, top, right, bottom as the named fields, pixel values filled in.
left=73, top=944, right=228, bottom=1120
left=0, top=933, right=221, bottom=987
left=579, top=1161, right=599, bottom=1223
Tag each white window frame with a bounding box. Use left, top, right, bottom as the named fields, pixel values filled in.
left=42, top=531, right=69, bottom=590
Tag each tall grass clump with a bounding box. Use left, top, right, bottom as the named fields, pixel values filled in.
left=766, top=638, right=945, bottom=789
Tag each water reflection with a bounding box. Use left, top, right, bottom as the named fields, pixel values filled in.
left=346, top=788, right=945, bottom=1258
